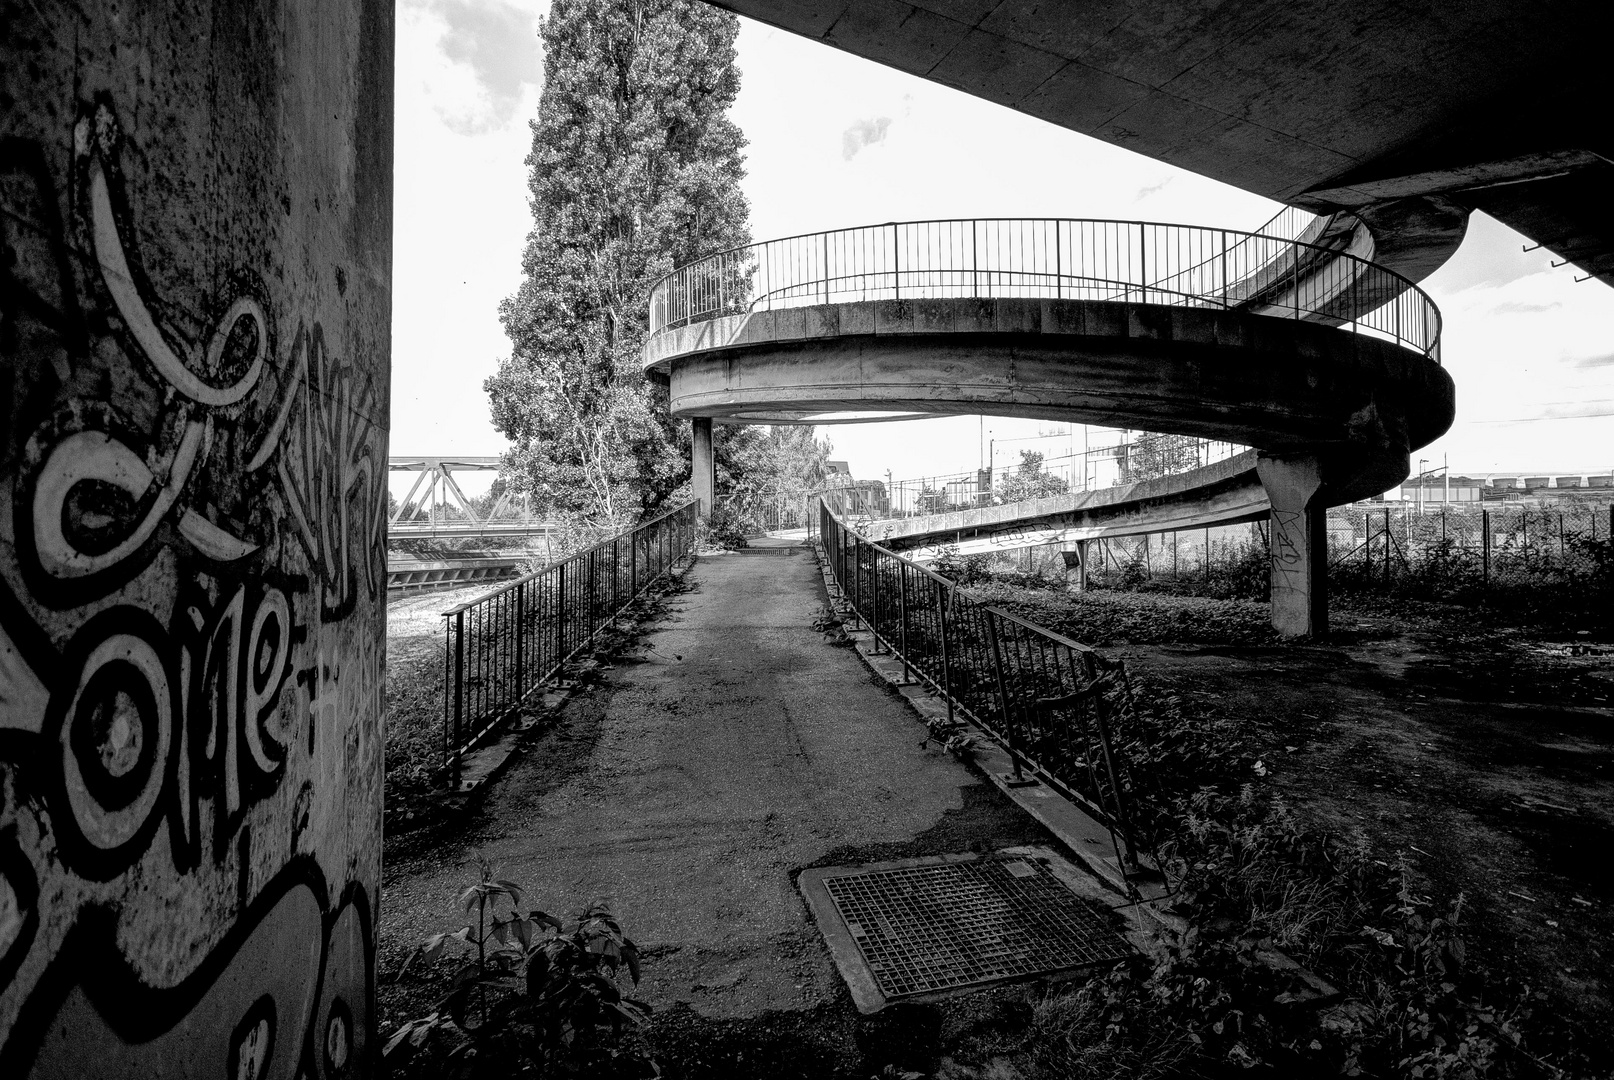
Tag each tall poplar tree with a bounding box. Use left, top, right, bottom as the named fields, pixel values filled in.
left=489, top=0, right=751, bottom=524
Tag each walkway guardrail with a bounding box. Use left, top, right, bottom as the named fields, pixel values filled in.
left=440, top=502, right=699, bottom=775
left=648, top=217, right=1441, bottom=362
left=818, top=497, right=1149, bottom=875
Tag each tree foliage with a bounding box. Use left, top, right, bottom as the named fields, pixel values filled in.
left=489, top=0, right=751, bottom=525
left=999, top=450, right=1070, bottom=503
left=1118, top=432, right=1203, bottom=483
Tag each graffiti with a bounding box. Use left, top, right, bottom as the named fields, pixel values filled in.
left=250, top=323, right=386, bottom=623
left=1, top=86, right=382, bottom=1078
left=0, top=860, right=371, bottom=1080
left=1270, top=508, right=1306, bottom=589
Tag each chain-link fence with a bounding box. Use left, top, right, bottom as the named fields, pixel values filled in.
left=941, top=521, right=1274, bottom=600
left=957, top=503, right=1614, bottom=611
left=1327, top=503, right=1614, bottom=599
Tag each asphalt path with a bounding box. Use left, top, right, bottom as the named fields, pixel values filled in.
left=379, top=540, right=1045, bottom=1022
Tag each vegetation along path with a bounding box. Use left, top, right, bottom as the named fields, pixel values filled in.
left=380, top=539, right=1052, bottom=1076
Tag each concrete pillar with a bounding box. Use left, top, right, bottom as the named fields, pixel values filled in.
left=1, top=2, right=391, bottom=1075
left=1256, top=454, right=1327, bottom=638
left=692, top=416, right=715, bottom=515
left=1064, top=540, right=1091, bottom=591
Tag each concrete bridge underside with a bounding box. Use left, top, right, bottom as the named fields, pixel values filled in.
left=709, top=0, right=1614, bottom=287
left=649, top=297, right=1455, bottom=637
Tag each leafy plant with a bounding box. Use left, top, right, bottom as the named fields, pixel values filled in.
left=700, top=503, right=752, bottom=550
left=386, top=858, right=656, bottom=1078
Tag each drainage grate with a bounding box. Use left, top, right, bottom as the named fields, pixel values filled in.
left=819, top=856, right=1133, bottom=1001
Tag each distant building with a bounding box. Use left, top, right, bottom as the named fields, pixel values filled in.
left=1367, top=470, right=1614, bottom=506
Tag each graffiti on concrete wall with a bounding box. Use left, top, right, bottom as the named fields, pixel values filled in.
left=0, top=94, right=383, bottom=1077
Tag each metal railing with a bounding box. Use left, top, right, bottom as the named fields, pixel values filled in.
left=648, top=217, right=1441, bottom=362
left=818, top=497, right=1149, bottom=876
left=440, top=502, right=699, bottom=775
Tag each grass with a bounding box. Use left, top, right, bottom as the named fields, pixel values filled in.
left=965, top=583, right=1276, bottom=647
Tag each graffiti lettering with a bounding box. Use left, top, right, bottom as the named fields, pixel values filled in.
left=1, top=87, right=382, bottom=1078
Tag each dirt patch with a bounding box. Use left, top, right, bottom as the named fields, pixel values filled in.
left=1117, top=617, right=1614, bottom=1042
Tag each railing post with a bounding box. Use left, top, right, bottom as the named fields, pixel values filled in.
left=1089, top=673, right=1137, bottom=867
left=868, top=547, right=883, bottom=652
left=897, top=561, right=912, bottom=682
left=1220, top=230, right=1229, bottom=305
left=1137, top=221, right=1146, bottom=302
left=851, top=535, right=862, bottom=629
left=985, top=611, right=1026, bottom=782
left=558, top=562, right=567, bottom=657
left=451, top=609, right=466, bottom=789
left=514, top=580, right=526, bottom=700
left=892, top=223, right=900, bottom=300
left=936, top=582, right=954, bottom=725
left=822, top=232, right=830, bottom=305
left=1055, top=221, right=1063, bottom=299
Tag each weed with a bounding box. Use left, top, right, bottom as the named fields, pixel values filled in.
left=385, top=857, right=657, bottom=1078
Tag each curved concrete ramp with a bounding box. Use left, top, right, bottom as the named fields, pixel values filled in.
left=648, top=297, right=1450, bottom=506
left=646, top=218, right=1456, bottom=638
left=848, top=452, right=1267, bottom=554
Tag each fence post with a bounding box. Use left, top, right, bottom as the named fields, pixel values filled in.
left=985, top=612, right=1026, bottom=782
left=1384, top=507, right=1391, bottom=581
left=1482, top=508, right=1491, bottom=594
left=936, top=583, right=954, bottom=725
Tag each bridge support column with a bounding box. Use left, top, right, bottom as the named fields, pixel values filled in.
left=692, top=417, right=715, bottom=516
left=2, top=0, right=391, bottom=1073
left=1256, top=454, right=1327, bottom=638
left=1064, top=540, right=1091, bottom=591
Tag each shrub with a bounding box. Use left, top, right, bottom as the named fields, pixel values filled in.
left=385, top=858, right=656, bottom=1079
left=700, top=503, right=752, bottom=550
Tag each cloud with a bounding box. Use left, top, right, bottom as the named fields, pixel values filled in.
left=1134, top=177, right=1172, bottom=201
left=842, top=117, right=893, bottom=161
left=1575, top=352, right=1614, bottom=369
left=1490, top=298, right=1563, bottom=315
left=431, top=0, right=544, bottom=134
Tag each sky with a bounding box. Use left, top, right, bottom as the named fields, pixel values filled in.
left=390, top=0, right=1614, bottom=501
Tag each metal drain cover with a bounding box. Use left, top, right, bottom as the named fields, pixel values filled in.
left=799, top=848, right=1136, bottom=1012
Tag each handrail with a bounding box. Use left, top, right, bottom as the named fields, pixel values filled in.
left=816, top=495, right=1154, bottom=881
left=647, top=216, right=1441, bottom=363
left=440, top=501, right=699, bottom=776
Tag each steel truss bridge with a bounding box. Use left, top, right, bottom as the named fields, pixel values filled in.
left=387, top=456, right=556, bottom=592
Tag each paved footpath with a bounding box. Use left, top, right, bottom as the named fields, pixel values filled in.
left=379, top=539, right=1046, bottom=1022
